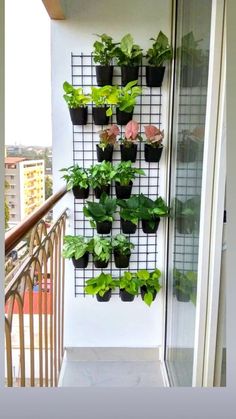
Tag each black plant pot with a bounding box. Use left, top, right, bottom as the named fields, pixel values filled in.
left=115, top=182, right=133, bottom=199
left=121, top=218, right=137, bottom=234
left=96, top=221, right=112, bottom=234
left=119, top=289, right=135, bottom=302
left=69, top=107, right=88, bottom=125
left=144, top=144, right=163, bottom=163
left=176, top=289, right=190, bottom=302
left=121, top=66, right=139, bottom=86
left=180, top=65, right=203, bottom=88
left=140, top=286, right=157, bottom=302
left=92, top=107, right=109, bottom=125
left=120, top=144, right=137, bottom=162
left=94, top=185, right=110, bottom=199
left=177, top=139, right=198, bottom=163
left=94, top=259, right=109, bottom=269
left=72, top=252, right=89, bottom=269
left=96, top=289, right=112, bottom=302
left=116, top=108, right=133, bottom=125
left=142, top=217, right=160, bottom=234
left=96, top=65, right=113, bottom=86
left=146, top=66, right=165, bottom=87
left=96, top=144, right=113, bottom=162
left=114, top=251, right=131, bottom=269
left=72, top=185, right=89, bottom=199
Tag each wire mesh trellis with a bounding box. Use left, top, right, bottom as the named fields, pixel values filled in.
left=71, top=53, right=163, bottom=296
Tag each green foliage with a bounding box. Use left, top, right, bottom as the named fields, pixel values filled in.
left=113, top=161, right=145, bottom=186
left=116, top=80, right=142, bottom=113
left=179, top=32, right=206, bottom=67
left=60, top=165, right=89, bottom=190
left=93, top=33, right=117, bottom=65
left=91, top=85, right=118, bottom=116
left=146, top=31, right=173, bottom=67
left=90, top=236, right=112, bottom=262
left=117, top=195, right=141, bottom=225
left=45, top=175, right=53, bottom=200
left=83, top=193, right=117, bottom=227
left=137, top=194, right=169, bottom=228
left=88, top=161, right=116, bottom=189
left=136, top=268, right=162, bottom=306
left=114, top=34, right=143, bottom=66
left=118, top=271, right=140, bottom=296
left=63, top=81, right=90, bottom=109
left=5, top=180, right=10, bottom=229
left=174, top=269, right=197, bottom=305
left=85, top=272, right=117, bottom=297
left=112, top=234, right=134, bottom=256
left=62, top=235, right=91, bottom=260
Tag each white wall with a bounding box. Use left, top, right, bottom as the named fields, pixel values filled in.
left=51, top=0, right=172, bottom=348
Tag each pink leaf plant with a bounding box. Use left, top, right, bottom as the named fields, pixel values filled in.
left=98, top=124, right=120, bottom=149
left=144, top=125, right=164, bottom=147
left=121, top=120, right=142, bottom=147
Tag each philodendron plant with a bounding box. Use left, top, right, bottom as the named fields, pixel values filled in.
left=91, top=85, right=118, bottom=117
left=83, top=192, right=117, bottom=234
left=137, top=194, right=169, bottom=233
left=114, top=161, right=145, bottom=199
left=93, top=33, right=117, bottom=66
left=174, top=268, right=197, bottom=304
left=63, top=81, right=90, bottom=125
left=136, top=268, right=162, bottom=306
left=90, top=235, right=112, bottom=268
left=88, top=160, right=116, bottom=198
left=118, top=271, right=140, bottom=301
left=62, top=235, right=91, bottom=268
left=85, top=272, right=117, bottom=301
left=60, top=165, right=90, bottom=198
left=112, top=233, right=134, bottom=269
left=116, top=80, right=142, bottom=117
left=117, top=195, right=141, bottom=233
left=114, top=34, right=143, bottom=86
left=146, top=31, right=173, bottom=67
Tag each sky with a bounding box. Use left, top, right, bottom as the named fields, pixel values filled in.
left=5, top=0, right=52, bottom=147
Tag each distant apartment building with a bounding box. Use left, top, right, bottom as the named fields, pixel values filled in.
left=5, top=157, right=45, bottom=224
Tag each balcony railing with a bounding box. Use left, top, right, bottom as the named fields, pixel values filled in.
left=5, top=187, right=67, bottom=387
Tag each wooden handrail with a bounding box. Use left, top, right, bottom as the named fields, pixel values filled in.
left=5, top=186, right=67, bottom=255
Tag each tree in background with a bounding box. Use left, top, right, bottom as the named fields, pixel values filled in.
left=5, top=180, right=10, bottom=229
left=45, top=175, right=53, bottom=200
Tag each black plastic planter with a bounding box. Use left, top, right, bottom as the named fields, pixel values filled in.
left=140, top=286, right=157, bottom=302
left=96, top=289, right=112, bottom=302
left=96, top=144, right=113, bottom=162
left=121, top=66, right=139, bottom=86
left=121, top=218, right=137, bottom=234
left=94, top=259, right=109, bottom=269
left=94, top=185, right=110, bottom=199
left=115, top=182, right=133, bottom=199
left=180, top=65, right=203, bottom=88
left=96, top=221, right=112, bottom=234
left=120, top=144, right=137, bottom=162
left=92, top=107, right=109, bottom=125
left=72, top=185, right=89, bottom=199
left=116, top=108, right=133, bottom=125
left=95, top=65, right=113, bottom=86
left=69, top=107, right=88, bottom=125
left=119, top=289, right=135, bottom=302
left=146, top=66, right=165, bottom=87
left=142, top=217, right=160, bottom=234
left=72, top=252, right=89, bottom=269
left=176, top=289, right=190, bottom=302
left=144, top=144, right=163, bottom=162
left=114, top=251, right=131, bottom=269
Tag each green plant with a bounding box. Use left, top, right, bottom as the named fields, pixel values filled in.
left=174, top=269, right=197, bottom=305
left=91, top=85, right=118, bottom=116
left=112, top=234, right=134, bottom=256
left=88, top=161, right=116, bottom=189
left=117, top=195, right=141, bottom=225
left=63, top=81, right=90, bottom=108
left=117, top=80, right=142, bottom=113
left=136, top=269, right=162, bottom=306
left=146, top=31, right=173, bottom=67
left=83, top=193, right=117, bottom=228
left=92, top=33, right=117, bottom=65
left=98, top=124, right=120, bottom=150
left=179, top=31, right=206, bottom=68
left=114, top=161, right=145, bottom=186
left=114, top=34, right=143, bottom=66
left=174, top=196, right=200, bottom=233
left=138, top=194, right=169, bottom=228
left=62, top=235, right=91, bottom=260
left=89, top=236, right=112, bottom=263
left=85, top=273, right=117, bottom=297
left=60, top=165, right=89, bottom=190
left=118, top=271, right=140, bottom=296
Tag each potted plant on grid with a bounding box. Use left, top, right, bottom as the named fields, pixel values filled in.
left=143, top=125, right=164, bottom=162
left=92, top=33, right=117, bottom=86
left=88, top=161, right=115, bottom=198
left=119, top=120, right=142, bottom=162
left=89, top=235, right=112, bottom=268
left=91, top=85, right=118, bottom=125
left=118, top=271, right=140, bottom=302
left=179, top=31, right=207, bottom=88
left=173, top=269, right=197, bottom=303
left=113, top=161, right=145, bottom=199
left=62, top=235, right=91, bottom=268
left=83, top=193, right=117, bottom=234
left=116, top=80, right=142, bottom=125
left=114, top=33, right=143, bottom=86
left=85, top=272, right=117, bottom=301
left=63, top=81, right=90, bottom=125
left=136, top=268, right=162, bottom=306
left=60, top=165, right=90, bottom=199
left=138, top=194, right=169, bottom=234
left=112, top=234, right=135, bottom=269
left=174, top=196, right=200, bottom=235
left=96, top=124, right=120, bottom=162
left=145, top=31, right=173, bottom=87
left=117, top=195, right=141, bottom=234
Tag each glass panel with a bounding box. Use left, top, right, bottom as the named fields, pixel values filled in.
left=165, top=0, right=212, bottom=386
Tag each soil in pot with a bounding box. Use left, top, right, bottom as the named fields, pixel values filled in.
left=140, top=286, right=157, bottom=302
left=121, top=218, right=137, bottom=234
left=96, top=289, right=112, bottom=302
left=144, top=144, right=163, bottom=162
left=114, top=251, right=131, bottom=269
left=121, top=66, right=139, bottom=86
left=176, top=289, right=190, bottom=302
left=146, top=66, right=165, bottom=87
left=120, top=144, right=137, bottom=162
left=142, top=217, right=160, bottom=234
left=116, top=108, right=133, bottom=125
left=94, top=259, right=109, bottom=269
left=115, top=182, right=133, bottom=199
left=69, top=107, right=88, bottom=125
left=96, top=65, right=113, bottom=86
left=94, top=185, right=110, bottom=199
left=96, top=221, right=112, bottom=234
left=72, top=252, right=89, bottom=269
left=92, top=107, right=109, bottom=125
left=119, top=289, right=135, bottom=302
left=96, top=144, right=114, bottom=162
left=72, top=185, right=89, bottom=199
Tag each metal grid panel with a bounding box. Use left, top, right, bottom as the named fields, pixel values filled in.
left=71, top=53, right=163, bottom=296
